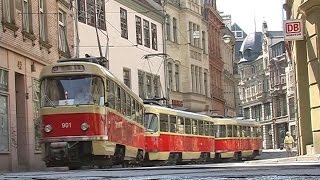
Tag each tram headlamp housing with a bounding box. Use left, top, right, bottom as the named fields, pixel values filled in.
left=44, top=124, right=52, bottom=133
left=81, top=122, right=89, bottom=131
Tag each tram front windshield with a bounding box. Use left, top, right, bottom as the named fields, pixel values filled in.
left=144, top=113, right=159, bottom=132
left=40, top=75, right=104, bottom=107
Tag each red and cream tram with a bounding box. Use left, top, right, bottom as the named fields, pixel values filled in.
left=144, top=104, right=262, bottom=164
left=40, top=57, right=145, bottom=169
left=213, top=118, right=262, bottom=161
left=144, top=104, right=216, bottom=164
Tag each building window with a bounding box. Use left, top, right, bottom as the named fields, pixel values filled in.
left=191, top=65, right=195, bottom=92
left=39, top=0, right=48, bottom=42
left=175, top=64, right=179, bottom=92
left=120, top=8, right=128, bottom=39
left=78, top=0, right=86, bottom=23
left=138, top=71, right=145, bottom=98
left=166, top=15, right=171, bottom=40
left=189, top=22, right=193, bottom=45
left=22, top=0, right=33, bottom=33
left=2, top=0, right=14, bottom=23
left=123, top=68, right=131, bottom=88
left=146, top=74, right=152, bottom=98
left=86, top=0, right=95, bottom=26
left=135, top=16, right=142, bottom=45
left=204, top=71, right=208, bottom=96
left=78, top=0, right=106, bottom=30
left=167, top=62, right=173, bottom=91
left=202, top=31, right=206, bottom=53
left=143, top=19, right=150, bottom=48
left=32, top=79, right=41, bottom=151
left=0, top=69, right=8, bottom=92
left=58, top=10, right=68, bottom=53
left=172, top=17, right=177, bottom=42
left=154, top=76, right=160, bottom=98
left=151, top=23, right=157, bottom=50
left=138, top=70, right=161, bottom=99
left=0, top=95, right=8, bottom=152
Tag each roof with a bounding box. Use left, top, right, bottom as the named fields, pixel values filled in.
left=239, top=32, right=263, bottom=62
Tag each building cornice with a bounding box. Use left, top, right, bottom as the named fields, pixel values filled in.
left=299, top=0, right=320, bottom=24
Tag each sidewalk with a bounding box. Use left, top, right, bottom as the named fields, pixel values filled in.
left=247, top=149, right=320, bottom=164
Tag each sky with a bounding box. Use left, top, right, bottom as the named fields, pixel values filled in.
left=216, top=0, right=285, bottom=33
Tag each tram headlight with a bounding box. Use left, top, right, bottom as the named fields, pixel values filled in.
left=81, top=122, right=89, bottom=131
left=44, top=124, right=52, bottom=133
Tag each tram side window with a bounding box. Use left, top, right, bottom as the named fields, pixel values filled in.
left=227, top=125, right=233, bottom=137
left=160, top=114, right=169, bottom=132
left=185, top=118, right=191, bottom=134
left=139, top=104, right=144, bottom=125
left=256, top=127, right=262, bottom=137
left=169, top=115, right=177, bottom=133
left=115, top=86, right=121, bottom=112
left=244, top=126, right=251, bottom=137
left=209, top=122, right=215, bottom=136
left=219, top=125, right=226, bottom=137
left=239, top=126, right=243, bottom=137
left=120, top=89, right=126, bottom=115
left=198, top=120, right=204, bottom=135
left=177, top=116, right=184, bottom=134
left=192, top=120, right=198, bottom=135
left=106, top=80, right=115, bottom=109
left=137, top=104, right=143, bottom=125
left=131, top=100, right=136, bottom=121
left=233, top=125, right=238, bottom=137
left=204, top=121, right=210, bottom=136
left=126, top=93, right=131, bottom=119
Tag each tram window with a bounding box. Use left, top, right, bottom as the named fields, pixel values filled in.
left=160, top=114, right=169, bottom=132
left=233, top=125, right=238, bottom=137
left=219, top=125, right=226, bottom=137
left=120, top=89, right=126, bottom=115
left=139, top=104, right=144, bottom=125
left=115, top=86, right=121, bottom=112
left=107, top=80, right=115, bottom=109
left=131, top=100, right=136, bottom=121
left=209, top=123, right=214, bottom=136
left=227, top=125, right=233, bottom=137
left=198, top=120, right=204, bottom=135
left=169, top=115, right=177, bottom=133
left=239, top=126, right=243, bottom=137
left=177, top=116, right=184, bottom=134
left=185, top=118, right=191, bottom=134
left=126, top=94, right=131, bottom=119
left=252, top=127, right=258, bottom=137
left=244, top=126, right=251, bottom=137
left=144, top=113, right=158, bottom=132
left=256, top=127, right=262, bottom=137
left=192, top=120, right=198, bottom=135
left=204, top=121, right=210, bottom=136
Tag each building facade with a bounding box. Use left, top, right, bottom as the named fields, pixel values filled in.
left=159, top=0, right=211, bottom=112
left=284, top=0, right=320, bottom=155
left=231, top=23, right=247, bottom=116
left=0, top=0, right=74, bottom=171
left=76, top=0, right=165, bottom=101
left=220, top=26, right=236, bottom=117
left=205, top=1, right=224, bottom=116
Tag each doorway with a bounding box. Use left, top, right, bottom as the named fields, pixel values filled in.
left=15, top=72, right=27, bottom=170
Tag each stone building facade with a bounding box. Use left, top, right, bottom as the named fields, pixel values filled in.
left=284, top=0, right=320, bottom=155
left=0, top=0, right=74, bottom=171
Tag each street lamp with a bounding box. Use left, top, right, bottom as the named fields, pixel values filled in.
left=222, top=34, right=232, bottom=44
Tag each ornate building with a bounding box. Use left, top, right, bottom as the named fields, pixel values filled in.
left=0, top=0, right=74, bottom=171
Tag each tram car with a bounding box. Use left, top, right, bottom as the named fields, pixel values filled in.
left=144, top=104, right=216, bottom=164
left=209, top=118, right=262, bottom=161
left=144, top=104, right=262, bottom=164
left=40, top=57, right=145, bottom=169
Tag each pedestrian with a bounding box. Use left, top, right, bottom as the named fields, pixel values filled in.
left=284, top=131, right=294, bottom=157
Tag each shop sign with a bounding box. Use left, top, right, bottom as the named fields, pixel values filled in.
left=284, top=19, right=304, bottom=41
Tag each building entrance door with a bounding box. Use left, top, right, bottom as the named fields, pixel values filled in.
left=15, top=72, right=27, bottom=170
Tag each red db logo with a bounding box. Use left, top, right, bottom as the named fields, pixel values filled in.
left=286, top=22, right=301, bottom=33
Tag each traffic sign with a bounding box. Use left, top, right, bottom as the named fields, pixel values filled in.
left=284, top=19, right=304, bottom=41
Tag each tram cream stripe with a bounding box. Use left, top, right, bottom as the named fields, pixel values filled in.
left=92, top=141, right=116, bottom=156
left=182, top=152, right=201, bottom=160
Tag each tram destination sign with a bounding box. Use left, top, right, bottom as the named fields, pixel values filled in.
left=284, top=19, right=304, bottom=41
